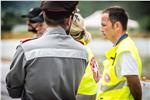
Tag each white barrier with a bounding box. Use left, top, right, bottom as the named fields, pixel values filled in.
left=2, top=38, right=150, bottom=60
left=141, top=81, right=150, bottom=100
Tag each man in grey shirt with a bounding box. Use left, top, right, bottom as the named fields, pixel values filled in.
left=6, top=1, right=88, bottom=100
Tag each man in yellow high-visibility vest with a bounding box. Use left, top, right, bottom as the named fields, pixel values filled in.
left=96, top=6, right=142, bottom=100
left=70, top=12, right=100, bottom=100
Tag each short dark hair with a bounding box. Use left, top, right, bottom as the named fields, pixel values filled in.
left=43, top=13, right=66, bottom=26
left=102, top=6, right=128, bottom=31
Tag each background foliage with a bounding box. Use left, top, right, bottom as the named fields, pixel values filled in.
left=1, top=1, right=150, bottom=33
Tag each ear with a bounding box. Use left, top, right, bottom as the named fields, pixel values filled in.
left=64, top=18, right=69, bottom=26
left=114, top=21, right=121, bottom=32
left=64, top=16, right=74, bottom=34
left=64, top=16, right=73, bottom=26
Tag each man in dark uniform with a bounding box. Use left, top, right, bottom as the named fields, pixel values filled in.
left=21, top=7, right=44, bottom=38
left=6, top=1, right=88, bottom=100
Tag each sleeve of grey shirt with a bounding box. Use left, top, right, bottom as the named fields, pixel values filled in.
left=6, top=45, right=27, bottom=98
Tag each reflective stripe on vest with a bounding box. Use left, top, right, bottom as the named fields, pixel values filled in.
left=101, top=80, right=127, bottom=92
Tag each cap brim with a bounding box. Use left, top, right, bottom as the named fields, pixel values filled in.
left=30, top=15, right=44, bottom=23
left=21, top=14, right=33, bottom=18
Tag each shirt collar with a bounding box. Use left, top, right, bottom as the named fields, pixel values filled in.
left=114, top=34, right=128, bottom=46
left=43, top=26, right=67, bottom=36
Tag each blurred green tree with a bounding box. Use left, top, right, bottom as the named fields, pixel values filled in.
left=139, top=16, right=150, bottom=32
left=1, top=1, right=150, bottom=33
left=2, top=11, right=23, bottom=32
left=1, top=1, right=40, bottom=33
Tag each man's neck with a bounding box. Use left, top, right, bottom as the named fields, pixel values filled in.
left=113, top=32, right=126, bottom=46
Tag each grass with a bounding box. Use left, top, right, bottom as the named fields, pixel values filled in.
left=1, top=31, right=34, bottom=40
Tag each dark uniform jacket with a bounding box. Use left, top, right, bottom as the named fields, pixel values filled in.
left=6, top=27, right=88, bottom=100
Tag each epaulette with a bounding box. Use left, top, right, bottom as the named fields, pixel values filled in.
left=20, top=38, right=33, bottom=43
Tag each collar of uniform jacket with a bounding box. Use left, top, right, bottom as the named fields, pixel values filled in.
left=43, top=27, right=67, bottom=36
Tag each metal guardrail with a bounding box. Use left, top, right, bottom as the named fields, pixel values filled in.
left=141, top=81, right=150, bottom=100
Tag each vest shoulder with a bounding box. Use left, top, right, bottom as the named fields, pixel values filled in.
left=117, top=37, right=136, bottom=53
